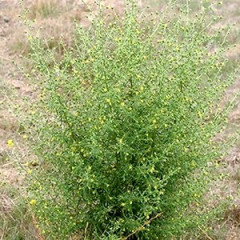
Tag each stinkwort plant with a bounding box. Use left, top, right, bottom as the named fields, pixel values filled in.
left=27, top=1, right=233, bottom=239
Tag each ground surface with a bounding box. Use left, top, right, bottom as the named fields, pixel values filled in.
left=0, top=0, right=240, bottom=239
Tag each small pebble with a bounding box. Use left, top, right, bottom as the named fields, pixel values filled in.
left=3, top=17, right=9, bottom=23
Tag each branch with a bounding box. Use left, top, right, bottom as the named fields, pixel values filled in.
left=119, top=212, right=162, bottom=240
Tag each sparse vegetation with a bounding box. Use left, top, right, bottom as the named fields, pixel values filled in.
left=28, top=0, right=60, bottom=19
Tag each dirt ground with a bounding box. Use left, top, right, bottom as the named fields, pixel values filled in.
left=0, top=0, right=239, bottom=239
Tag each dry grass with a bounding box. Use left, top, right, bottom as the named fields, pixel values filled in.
left=9, top=0, right=90, bottom=55
left=28, top=0, right=61, bottom=19
left=0, top=182, right=38, bottom=240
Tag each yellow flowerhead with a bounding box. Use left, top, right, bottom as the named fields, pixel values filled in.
left=23, top=135, right=28, bottom=140
left=29, top=199, right=37, bottom=205
left=7, top=139, right=14, bottom=148
left=105, top=98, right=111, bottom=105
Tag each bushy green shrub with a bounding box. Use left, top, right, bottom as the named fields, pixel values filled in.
left=28, top=1, right=233, bottom=239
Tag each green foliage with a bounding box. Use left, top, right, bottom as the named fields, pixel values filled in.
left=28, top=2, right=233, bottom=239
